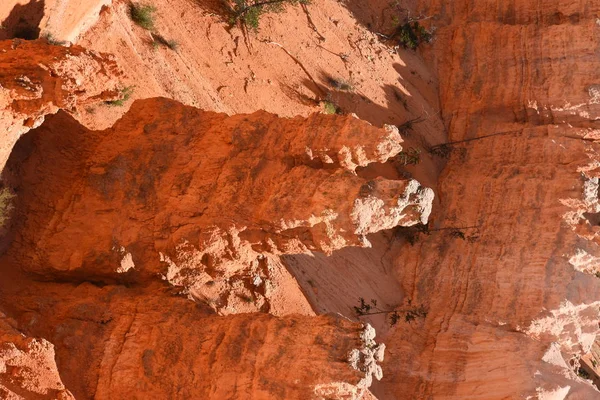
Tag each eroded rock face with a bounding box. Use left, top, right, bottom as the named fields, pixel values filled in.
left=0, top=274, right=379, bottom=400
left=0, top=313, right=74, bottom=400
left=0, top=39, right=120, bottom=170
left=3, top=98, right=432, bottom=315
left=373, top=1, right=600, bottom=398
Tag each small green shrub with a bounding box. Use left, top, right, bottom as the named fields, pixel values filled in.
left=130, top=3, right=157, bottom=30
left=392, top=20, right=433, bottom=50
left=43, top=33, right=67, bottom=46
left=105, top=86, right=134, bottom=107
left=322, top=100, right=338, bottom=115
left=397, top=147, right=421, bottom=165
left=0, top=187, right=15, bottom=227
left=229, top=0, right=310, bottom=30
left=577, top=367, right=592, bottom=380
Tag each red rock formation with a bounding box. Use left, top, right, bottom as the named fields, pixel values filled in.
left=0, top=39, right=120, bottom=170
left=3, top=0, right=599, bottom=397
left=0, top=313, right=74, bottom=399
left=367, top=1, right=600, bottom=398
left=0, top=270, right=379, bottom=399
left=0, top=50, right=438, bottom=396
left=3, top=98, right=432, bottom=316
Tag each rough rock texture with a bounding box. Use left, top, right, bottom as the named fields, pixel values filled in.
left=0, top=89, right=418, bottom=398
left=0, top=313, right=74, bottom=400
left=0, top=268, right=379, bottom=400
left=367, top=1, right=600, bottom=399
left=75, top=0, right=447, bottom=173
left=0, top=39, right=120, bottom=170
left=3, top=97, right=432, bottom=316
left=2, top=0, right=600, bottom=398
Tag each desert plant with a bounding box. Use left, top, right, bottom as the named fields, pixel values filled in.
left=429, top=142, right=453, bottom=158
left=105, top=86, right=134, bottom=107
left=392, top=20, right=433, bottom=49
left=354, top=297, right=427, bottom=327
left=130, top=3, right=157, bottom=30
left=229, top=0, right=310, bottom=30
left=322, top=100, right=338, bottom=115
left=577, top=367, right=592, bottom=380
left=394, top=223, right=480, bottom=245
left=397, top=116, right=425, bottom=134
left=396, top=147, right=422, bottom=165
left=393, top=90, right=409, bottom=110
left=393, top=224, right=430, bottom=245
left=43, top=33, right=67, bottom=46
left=239, top=294, right=254, bottom=303
left=449, top=229, right=480, bottom=243
left=0, top=187, right=15, bottom=227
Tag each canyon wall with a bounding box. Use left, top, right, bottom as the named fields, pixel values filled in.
left=1, top=0, right=600, bottom=399
left=0, top=37, right=430, bottom=398
left=371, top=1, right=600, bottom=398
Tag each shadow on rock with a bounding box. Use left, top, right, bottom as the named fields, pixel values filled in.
left=0, top=0, right=45, bottom=40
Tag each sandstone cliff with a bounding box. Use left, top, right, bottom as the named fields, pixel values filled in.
left=0, top=39, right=120, bottom=170
left=0, top=35, right=435, bottom=398
left=367, top=1, right=600, bottom=398
left=1, top=0, right=600, bottom=398
left=3, top=97, right=432, bottom=316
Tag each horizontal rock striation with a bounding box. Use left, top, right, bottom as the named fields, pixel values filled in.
left=375, top=1, right=600, bottom=398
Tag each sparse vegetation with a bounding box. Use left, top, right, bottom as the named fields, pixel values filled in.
left=428, top=142, right=453, bottom=158
left=354, top=297, right=427, bottom=327
left=397, top=116, right=426, bottom=135
left=130, top=3, right=157, bottom=30
left=393, top=20, right=433, bottom=49
left=393, top=224, right=430, bottom=246
left=128, top=5, right=179, bottom=51
left=429, top=129, right=521, bottom=158
left=43, top=33, right=67, bottom=46
left=105, top=86, right=134, bottom=107
left=238, top=294, right=254, bottom=303
left=396, top=147, right=422, bottom=165
left=0, top=187, right=16, bottom=228
left=393, top=90, right=409, bottom=110
left=322, top=100, right=338, bottom=115
left=577, top=367, right=592, bottom=380
left=228, top=0, right=310, bottom=30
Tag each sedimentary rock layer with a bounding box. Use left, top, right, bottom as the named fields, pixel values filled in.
left=3, top=97, right=432, bottom=315
left=0, top=39, right=120, bottom=170
left=373, top=1, right=600, bottom=398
